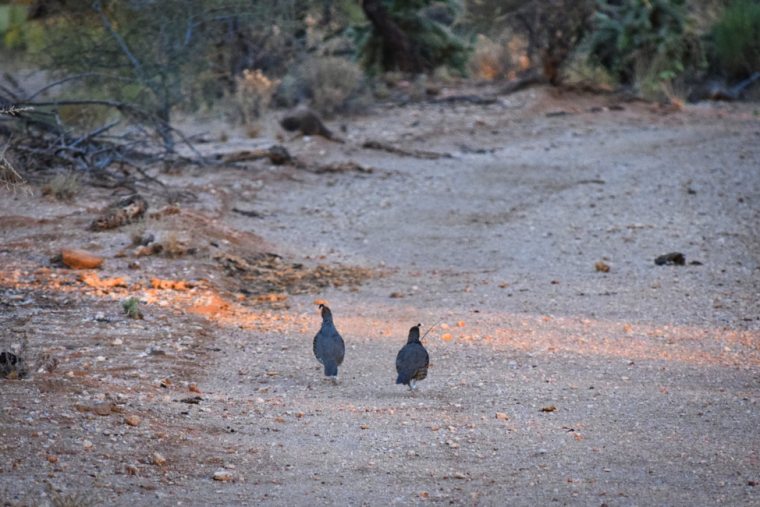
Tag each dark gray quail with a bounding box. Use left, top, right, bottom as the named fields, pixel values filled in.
left=279, top=108, right=343, bottom=142
left=313, top=304, right=345, bottom=383
left=396, top=324, right=429, bottom=391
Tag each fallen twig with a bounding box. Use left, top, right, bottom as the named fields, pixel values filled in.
left=361, top=140, right=452, bottom=160
left=430, top=95, right=497, bottom=105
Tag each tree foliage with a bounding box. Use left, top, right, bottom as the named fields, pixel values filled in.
left=588, top=0, right=703, bottom=86
left=39, top=0, right=301, bottom=147
left=356, top=0, right=468, bottom=75
left=712, top=0, right=760, bottom=80
left=460, top=0, right=594, bottom=85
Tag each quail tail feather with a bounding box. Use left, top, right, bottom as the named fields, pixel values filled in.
left=324, top=359, right=339, bottom=377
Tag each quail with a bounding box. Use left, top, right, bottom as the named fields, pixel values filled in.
left=280, top=108, right=342, bottom=142
left=395, top=324, right=429, bottom=391
left=313, top=304, right=345, bottom=383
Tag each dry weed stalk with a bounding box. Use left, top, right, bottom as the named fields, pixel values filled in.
left=0, top=106, right=33, bottom=195
left=42, top=171, right=82, bottom=201
left=234, top=69, right=280, bottom=136
left=0, top=334, right=29, bottom=380
left=45, top=482, right=102, bottom=507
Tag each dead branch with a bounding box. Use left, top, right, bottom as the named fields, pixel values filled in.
left=361, top=141, right=452, bottom=160
left=430, top=95, right=498, bottom=105
left=498, top=73, right=544, bottom=95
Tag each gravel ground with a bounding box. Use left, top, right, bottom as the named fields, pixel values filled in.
left=0, top=86, right=759, bottom=506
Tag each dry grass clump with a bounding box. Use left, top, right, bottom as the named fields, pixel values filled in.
left=42, top=171, right=82, bottom=201
left=278, top=57, right=369, bottom=117
left=215, top=253, right=376, bottom=295
left=44, top=483, right=102, bottom=507
left=125, top=219, right=148, bottom=246
left=633, top=49, right=692, bottom=104
left=467, top=34, right=529, bottom=81
left=159, top=231, right=190, bottom=257
left=0, top=335, right=28, bottom=380
left=231, top=69, right=280, bottom=138
left=0, top=106, right=32, bottom=195
left=3, top=476, right=105, bottom=504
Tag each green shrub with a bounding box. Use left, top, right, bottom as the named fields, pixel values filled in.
left=588, top=0, right=704, bottom=86
left=713, top=0, right=760, bottom=79
left=277, top=57, right=370, bottom=117
left=355, top=0, right=468, bottom=75
left=43, top=172, right=82, bottom=201
left=122, top=297, right=144, bottom=319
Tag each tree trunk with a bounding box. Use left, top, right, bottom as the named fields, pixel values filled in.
left=361, top=0, right=423, bottom=73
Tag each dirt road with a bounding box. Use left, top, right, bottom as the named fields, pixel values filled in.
left=1, top=87, right=759, bottom=506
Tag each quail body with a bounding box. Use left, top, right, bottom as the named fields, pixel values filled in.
left=280, top=109, right=335, bottom=140
left=395, top=324, right=429, bottom=390
left=313, top=304, right=345, bottom=382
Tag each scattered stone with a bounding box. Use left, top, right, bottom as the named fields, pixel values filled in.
left=268, top=145, right=294, bottom=164
left=152, top=452, right=166, bottom=466
left=595, top=261, right=610, bottom=272
left=539, top=406, right=557, bottom=412
left=92, top=403, right=112, bottom=416
left=139, top=232, right=155, bottom=246
left=213, top=470, right=233, bottom=481
left=179, top=397, right=203, bottom=404
left=654, top=252, right=685, bottom=266
left=390, top=292, right=405, bottom=298
left=134, top=244, right=163, bottom=257
left=125, top=415, right=141, bottom=427
left=125, top=464, right=139, bottom=476
left=60, top=248, right=104, bottom=270
left=495, top=413, right=508, bottom=420
left=454, top=472, right=467, bottom=479
left=128, top=261, right=141, bottom=270
left=47, top=455, right=58, bottom=463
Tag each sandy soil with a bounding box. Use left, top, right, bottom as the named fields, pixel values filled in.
left=1, top=85, right=759, bottom=506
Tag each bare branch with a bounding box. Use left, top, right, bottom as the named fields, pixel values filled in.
left=70, top=120, right=120, bottom=149
left=92, top=1, right=152, bottom=91
left=25, top=73, right=138, bottom=102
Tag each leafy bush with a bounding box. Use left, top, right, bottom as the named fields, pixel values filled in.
left=43, top=172, right=82, bottom=201
left=122, top=297, right=144, bottom=320
left=227, top=69, right=280, bottom=136
left=355, top=0, right=468, bottom=75
left=277, top=57, right=369, bottom=117
left=461, top=0, right=594, bottom=85
left=588, top=0, right=704, bottom=86
left=713, top=0, right=760, bottom=79
left=467, top=35, right=511, bottom=80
